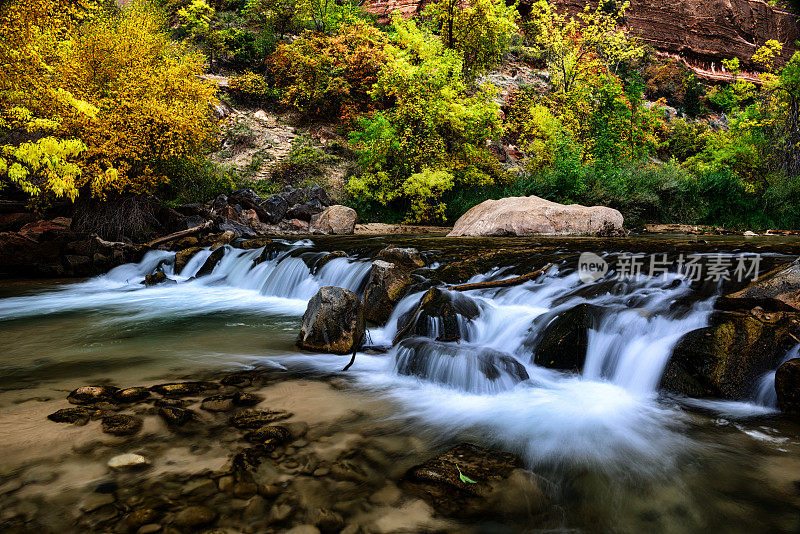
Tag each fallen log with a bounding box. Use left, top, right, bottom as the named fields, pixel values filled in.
left=145, top=220, right=212, bottom=248
left=450, top=263, right=553, bottom=292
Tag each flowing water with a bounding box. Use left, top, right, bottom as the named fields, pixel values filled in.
left=3, top=236, right=800, bottom=533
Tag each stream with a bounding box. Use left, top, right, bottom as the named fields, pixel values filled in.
left=2, top=235, right=800, bottom=533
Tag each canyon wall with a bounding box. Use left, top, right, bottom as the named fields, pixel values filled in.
left=366, top=0, right=800, bottom=71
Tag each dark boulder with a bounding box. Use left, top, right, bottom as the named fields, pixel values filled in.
left=297, top=286, right=365, bottom=354
left=718, top=258, right=800, bottom=312
left=279, top=186, right=304, bottom=206
left=218, top=219, right=257, bottom=238
left=377, top=246, right=425, bottom=271
left=403, top=443, right=545, bottom=518
left=142, top=272, right=175, bottom=287
left=528, top=303, right=606, bottom=372
left=150, top=381, right=219, bottom=397
left=113, top=387, right=151, bottom=403
left=195, top=247, right=226, bottom=277
left=228, top=188, right=261, bottom=207
left=776, top=358, right=800, bottom=414
left=396, top=338, right=529, bottom=393
left=244, top=425, right=291, bottom=446
left=67, top=385, right=119, bottom=405
left=174, top=247, right=203, bottom=274
left=48, top=407, right=91, bottom=424
left=211, top=194, right=228, bottom=212
left=307, top=185, right=332, bottom=207
left=661, top=310, right=800, bottom=399
left=285, top=200, right=324, bottom=222
left=101, top=414, right=143, bottom=436
left=394, top=288, right=480, bottom=344
left=158, top=406, right=193, bottom=426
left=229, top=409, right=293, bottom=429
left=262, top=195, right=289, bottom=224
left=363, top=260, right=412, bottom=324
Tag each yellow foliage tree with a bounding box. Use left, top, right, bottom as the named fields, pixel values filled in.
left=0, top=0, right=216, bottom=201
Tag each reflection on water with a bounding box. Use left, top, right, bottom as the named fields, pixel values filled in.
left=1, top=238, right=800, bottom=533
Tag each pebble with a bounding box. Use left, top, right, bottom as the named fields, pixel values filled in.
left=181, top=478, right=216, bottom=497
left=312, top=467, right=330, bottom=477
left=286, top=526, right=321, bottom=534
left=174, top=505, right=216, bottom=527
left=127, top=508, right=159, bottom=528
left=269, top=503, right=293, bottom=522
left=80, top=492, right=115, bottom=512
left=137, top=525, right=162, bottom=534
left=108, top=453, right=150, bottom=470
left=233, top=482, right=258, bottom=499
left=217, top=475, right=235, bottom=493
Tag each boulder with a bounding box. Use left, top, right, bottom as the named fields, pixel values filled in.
left=262, top=195, right=289, bottom=224
left=402, top=443, right=545, bottom=518
left=174, top=247, right=203, bottom=274
left=48, top=407, right=91, bottom=424
left=229, top=409, right=293, bottom=429
left=67, top=385, right=119, bottom=405
left=661, top=310, right=800, bottom=399
left=376, top=246, right=425, bottom=270
left=0, top=212, right=35, bottom=232
left=211, top=194, right=228, bottom=212
left=447, top=195, right=623, bottom=236
left=150, top=381, right=219, bottom=397
left=297, top=286, right=365, bottom=354
left=396, top=339, right=529, bottom=393
left=101, top=414, right=143, bottom=436
left=158, top=406, right=192, bottom=426
left=286, top=200, right=325, bottom=222
left=195, top=246, right=226, bottom=276
left=142, top=272, right=175, bottom=287
left=113, top=387, right=151, bottom=403
left=394, top=288, right=481, bottom=344
left=718, top=259, right=800, bottom=312
left=279, top=186, right=304, bottom=206
left=528, top=303, right=606, bottom=371
left=306, top=185, right=332, bottom=206
left=363, top=260, right=412, bottom=324
left=312, top=251, right=347, bottom=274
left=776, top=358, right=800, bottom=414
left=309, top=206, right=357, bottom=235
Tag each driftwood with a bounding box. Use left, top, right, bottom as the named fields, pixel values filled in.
left=450, top=263, right=553, bottom=292
left=145, top=220, right=212, bottom=248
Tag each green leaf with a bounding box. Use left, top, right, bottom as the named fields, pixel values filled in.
left=456, top=466, right=477, bottom=484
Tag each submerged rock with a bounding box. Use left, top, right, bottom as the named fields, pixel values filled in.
left=297, top=286, right=365, bottom=354
left=403, top=443, right=545, bottom=517
left=174, top=505, right=216, bottom=528
left=661, top=310, right=800, bottom=399
left=113, top=387, right=151, bottom=403
left=394, top=288, right=480, bottom=344
left=158, top=406, right=192, bottom=426
left=528, top=303, right=606, bottom=371
left=447, top=195, right=624, bottom=236
left=376, top=246, right=425, bottom=270
left=67, top=385, right=119, bottom=405
left=200, top=394, right=236, bottom=412
left=776, top=358, right=800, bottom=414
left=150, top=381, right=219, bottom=397
left=244, top=425, right=291, bottom=446
left=48, top=407, right=91, bottom=424
left=230, top=409, right=293, bottom=429
left=174, top=246, right=203, bottom=274
left=101, top=414, right=143, bottom=436
left=142, top=272, right=175, bottom=287
left=396, top=338, right=529, bottom=393
left=309, top=205, right=357, bottom=235
left=107, top=453, right=150, bottom=470
left=363, top=260, right=412, bottom=325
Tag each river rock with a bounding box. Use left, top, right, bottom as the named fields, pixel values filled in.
left=237, top=237, right=272, bottom=250
left=297, top=286, right=365, bottom=354
left=661, top=310, right=800, bottom=399
left=67, top=385, right=119, bottom=405
left=142, top=272, right=175, bottom=287
left=776, top=358, right=800, bottom=414
left=394, top=288, right=480, bottom=344
left=403, top=443, right=544, bottom=517
left=200, top=394, right=236, bottom=412
left=528, top=303, right=606, bottom=371
left=108, top=453, right=150, bottom=470
left=174, top=505, right=216, bottom=528
left=174, top=246, right=203, bottom=274
left=447, top=195, right=624, bottom=236
left=244, top=425, right=291, bottom=446
left=309, top=206, right=357, bottom=235
left=195, top=247, right=226, bottom=276
left=363, top=260, right=412, bottom=324
left=113, top=387, right=151, bottom=403
left=101, top=414, right=143, bottom=436
left=313, top=251, right=347, bottom=273
left=718, top=258, right=800, bottom=312
left=48, top=407, right=91, bottom=423
left=230, top=409, right=293, bottom=429
left=396, top=339, right=529, bottom=393
left=150, top=381, right=219, bottom=397
left=158, top=406, right=192, bottom=426
left=376, top=246, right=425, bottom=270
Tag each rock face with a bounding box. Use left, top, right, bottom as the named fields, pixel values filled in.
left=362, top=260, right=412, bottom=324
left=394, top=288, right=481, bottom=344
left=297, top=286, right=366, bottom=354
left=447, top=196, right=624, bottom=237
left=309, top=205, right=357, bottom=235
left=403, top=443, right=546, bottom=518
left=661, top=310, right=800, bottom=399
left=529, top=303, right=606, bottom=372
left=718, top=259, right=800, bottom=312
left=776, top=358, right=800, bottom=414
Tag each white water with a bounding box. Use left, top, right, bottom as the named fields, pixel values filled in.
left=0, top=243, right=783, bottom=474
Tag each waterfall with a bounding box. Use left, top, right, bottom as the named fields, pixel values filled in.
left=754, top=343, right=800, bottom=408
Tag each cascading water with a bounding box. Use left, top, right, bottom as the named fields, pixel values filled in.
left=754, top=343, right=800, bottom=408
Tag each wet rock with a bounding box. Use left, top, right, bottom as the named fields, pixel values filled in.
left=235, top=392, right=263, bottom=406
left=137, top=524, right=161, bottom=534
left=195, top=247, right=226, bottom=277
left=396, top=339, right=529, bottom=393
left=220, top=373, right=253, bottom=387
left=127, top=509, right=160, bottom=530
left=48, top=407, right=91, bottom=423
left=244, top=425, right=291, bottom=446
left=143, top=272, right=175, bottom=287
left=312, top=251, right=347, bottom=273
left=297, top=286, right=365, bottom=354
left=662, top=310, right=800, bottom=399
left=101, top=414, right=143, bottom=436
left=230, top=409, right=292, bottom=429
left=233, top=482, right=258, bottom=499
left=448, top=195, right=624, bottom=236
left=376, top=246, right=425, bottom=271
left=158, top=406, right=192, bottom=426
left=108, top=453, right=150, bottom=470
left=776, top=358, right=800, bottom=414
left=173, top=247, right=203, bottom=274
left=394, top=288, right=480, bottom=344
left=309, top=206, right=357, bottom=235
left=173, top=505, right=216, bottom=528
left=200, top=394, right=236, bottom=412
left=312, top=508, right=344, bottom=534
left=237, top=237, right=273, bottom=250
left=403, top=443, right=544, bottom=518
left=150, top=381, right=218, bottom=397
left=67, top=385, right=119, bottom=405
left=363, top=260, right=412, bottom=325
left=114, top=387, right=151, bottom=403
left=719, top=258, right=800, bottom=311
left=528, top=303, right=606, bottom=371
left=154, top=398, right=190, bottom=408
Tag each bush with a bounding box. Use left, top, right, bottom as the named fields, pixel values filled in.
left=228, top=71, right=277, bottom=103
